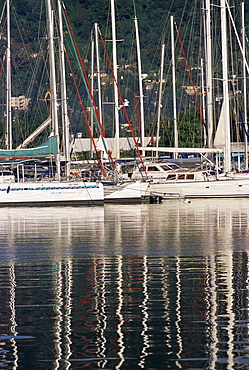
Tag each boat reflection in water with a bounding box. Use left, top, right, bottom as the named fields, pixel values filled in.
left=0, top=200, right=249, bottom=368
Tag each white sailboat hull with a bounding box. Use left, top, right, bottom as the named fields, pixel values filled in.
left=104, top=181, right=148, bottom=203
left=0, top=181, right=104, bottom=206
left=148, top=178, right=249, bottom=198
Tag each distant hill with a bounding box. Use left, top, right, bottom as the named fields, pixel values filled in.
left=0, top=0, right=248, bottom=148
left=8, top=0, right=248, bottom=72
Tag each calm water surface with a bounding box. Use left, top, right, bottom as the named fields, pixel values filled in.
left=0, top=199, right=249, bottom=369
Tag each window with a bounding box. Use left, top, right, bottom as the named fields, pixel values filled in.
left=147, top=166, right=160, bottom=171
left=186, top=174, right=194, bottom=180
left=177, top=174, right=185, bottom=180
left=166, top=174, right=177, bottom=181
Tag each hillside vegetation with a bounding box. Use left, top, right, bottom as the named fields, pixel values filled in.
left=0, top=0, right=248, bottom=150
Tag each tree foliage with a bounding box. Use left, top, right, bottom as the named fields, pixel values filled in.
left=0, top=0, right=247, bottom=149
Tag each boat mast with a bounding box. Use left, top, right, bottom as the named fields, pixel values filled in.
left=58, top=0, right=70, bottom=178
left=6, top=0, right=12, bottom=149
left=46, top=0, right=60, bottom=180
left=221, top=0, right=231, bottom=173
left=155, top=37, right=165, bottom=155
left=201, top=58, right=207, bottom=145
left=205, top=0, right=213, bottom=149
left=242, top=1, right=248, bottom=170
left=95, top=24, right=104, bottom=139
left=134, top=15, right=145, bottom=156
left=95, top=23, right=106, bottom=161
left=110, top=0, right=120, bottom=159
left=171, top=16, right=178, bottom=158
left=90, top=29, right=94, bottom=158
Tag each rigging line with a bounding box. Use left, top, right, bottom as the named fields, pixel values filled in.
left=134, top=92, right=141, bottom=142
left=0, top=2, right=6, bottom=25
left=132, top=0, right=137, bottom=18
left=0, top=54, right=5, bottom=76
left=11, top=6, right=40, bottom=103
left=98, top=28, right=147, bottom=174
left=224, top=0, right=249, bottom=76
left=65, top=50, right=107, bottom=177
left=174, top=21, right=207, bottom=135
left=177, top=1, right=201, bottom=118
left=187, top=1, right=202, bottom=109
left=11, top=7, right=34, bottom=98
left=228, top=13, right=239, bottom=142
left=212, top=24, right=249, bottom=141
left=61, top=1, right=115, bottom=171
left=34, top=3, right=50, bottom=119
left=229, top=80, right=249, bottom=142
left=125, top=24, right=136, bottom=104
left=70, top=109, right=82, bottom=159
left=245, top=33, right=249, bottom=48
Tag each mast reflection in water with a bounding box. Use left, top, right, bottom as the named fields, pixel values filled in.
left=0, top=200, right=249, bottom=368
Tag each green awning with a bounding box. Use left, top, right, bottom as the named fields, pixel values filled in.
left=0, top=136, right=59, bottom=157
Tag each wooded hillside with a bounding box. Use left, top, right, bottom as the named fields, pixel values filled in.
left=0, top=0, right=248, bottom=149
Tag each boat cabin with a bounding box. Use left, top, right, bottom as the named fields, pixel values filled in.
left=131, top=163, right=208, bottom=182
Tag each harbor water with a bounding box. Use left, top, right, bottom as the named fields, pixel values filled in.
left=1, top=199, right=249, bottom=369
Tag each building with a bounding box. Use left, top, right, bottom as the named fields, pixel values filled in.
left=11, top=95, right=31, bottom=110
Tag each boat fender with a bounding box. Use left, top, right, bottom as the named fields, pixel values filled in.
left=6, top=185, right=10, bottom=194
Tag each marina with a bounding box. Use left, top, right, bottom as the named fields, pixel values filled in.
left=0, top=199, right=249, bottom=368
left=0, top=0, right=249, bottom=205
left=1, top=0, right=249, bottom=368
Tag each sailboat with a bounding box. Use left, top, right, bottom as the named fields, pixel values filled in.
left=0, top=0, right=104, bottom=206
left=134, top=0, right=249, bottom=199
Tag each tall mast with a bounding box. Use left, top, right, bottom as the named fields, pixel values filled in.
left=242, top=1, right=248, bottom=170
left=110, top=0, right=120, bottom=159
left=134, top=16, right=145, bottom=156
left=58, top=0, right=70, bottom=178
left=221, top=0, right=231, bottom=173
left=171, top=16, right=178, bottom=157
left=6, top=0, right=12, bottom=149
left=155, top=38, right=165, bottom=153
left=95, top=23, right=106, bottom=161
left=95, top=24, right=103, bottom=132
left=46, top=0, right=60, bottom=179
left=205, top=0, right=213, bottom=149
left=90, top=28, right=94, bottom=158
left=201, top=58, right=207, bottom=145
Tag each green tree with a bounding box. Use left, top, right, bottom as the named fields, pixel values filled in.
left=159, top=107, right=204, bottom=149
left=178, top=108, right=203, bottom=147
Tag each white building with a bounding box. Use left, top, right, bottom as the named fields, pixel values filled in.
left=11, top=95, right=31, bottom=110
